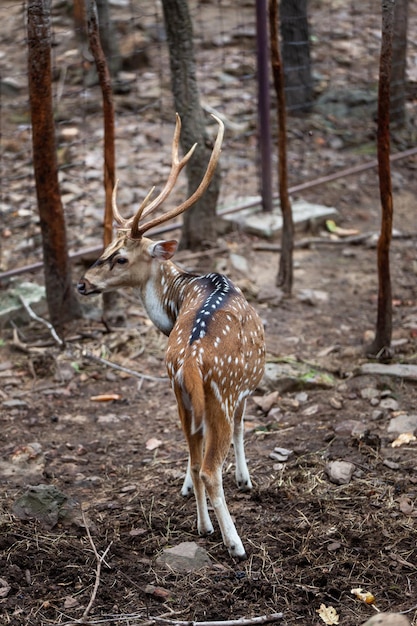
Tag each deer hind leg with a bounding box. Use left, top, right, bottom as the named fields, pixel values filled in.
left=181, top=457, right=194, bottom=496
left=200, top=412, right=246, bottom=560
left=174, top=384, right=214, bottom=536
left=233, top=398, right=253, bottom=491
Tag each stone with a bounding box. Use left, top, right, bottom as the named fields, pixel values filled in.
left=361, top=612, right=410, bottom=626
left=157, top=542, right=211, bottom=573
left=388, top=414, right=417, bottom=434
left=325, top=461, right=355, bottom=485
left=219, top=198, right=338, bottom=239
left=12, top=484, right=79, bottom=530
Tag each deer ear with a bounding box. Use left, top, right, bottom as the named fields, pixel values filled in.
left=149, top=240, right=178, bottom=260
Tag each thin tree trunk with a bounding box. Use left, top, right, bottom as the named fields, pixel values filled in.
left=368, top=0, right=395, bottom=358
left=161, top=0, right=220, bottom=251
left=269, top=0, right=294, bottom=295
left=86, top=0, right=115, bottom=249
left=390, top=0, right=408, bottom=127
left=27, top=0, right=81, bottom=329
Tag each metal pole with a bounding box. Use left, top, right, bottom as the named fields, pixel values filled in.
left=256, top=0, right=273, bottom=212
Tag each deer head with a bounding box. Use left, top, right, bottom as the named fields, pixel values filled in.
left=77, top=114, right=223, bottom=297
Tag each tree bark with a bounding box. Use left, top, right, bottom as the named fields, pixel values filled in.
left=27, top=0, right=81, bottom=329
left=390, top=0, right=408, bottom=127
left=86, top=0, right=115, bottom=248
left=368, top=0, right=395, bottom=358
left=161, top=0, right=220, bottom=251
left=269, top=0, right=294, bottom=295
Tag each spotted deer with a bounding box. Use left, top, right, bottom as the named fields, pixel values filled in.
left=77, top=115, right=265, bottom=559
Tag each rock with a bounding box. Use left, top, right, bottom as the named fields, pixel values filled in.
left=229, top=253, right=249, bottom=274
left=360, top=387, right=380, bottom=400
left=262, top=361, right=335, bottom=393
left=297, top=289, right=329, bottom=306
left=380, top=398, right=399, bottom=411
left=388, top=414, right=417, bottom=434
left=12, top=484, right=79, bottom=530
left=156, top=542, right=211, bottom=573
left=325, top=461, right=355, bottom=485
left=270, top=447, right=293, bottom=462
left=361, top=612, right=410, bottom=626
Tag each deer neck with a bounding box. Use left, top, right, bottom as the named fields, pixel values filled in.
left=139, top=260, right=189, bottom=336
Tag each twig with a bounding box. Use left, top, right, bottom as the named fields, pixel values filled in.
left=19, top=296, right=64, bottom=346
left=400, top=602, right=417, bottom=614
left=151, top=613, right=284, bottom=626
left=81, top=509, right=113, bottom=621
left=50, top=611, right=284, bottom=626
left=82, top=349, right=168, bottom=382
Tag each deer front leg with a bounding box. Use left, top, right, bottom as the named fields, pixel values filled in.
left=233, top=399, right=252, bottom=491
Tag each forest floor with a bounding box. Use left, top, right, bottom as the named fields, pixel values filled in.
left=1, top=1, right=417, bottom=625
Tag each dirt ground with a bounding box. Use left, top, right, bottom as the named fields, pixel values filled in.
left=1, top=1, right=417, bottom=625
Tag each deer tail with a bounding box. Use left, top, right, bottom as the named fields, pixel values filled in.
left=181, top=362, right=205, bottom=435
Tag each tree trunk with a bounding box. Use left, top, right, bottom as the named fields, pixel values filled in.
left=27, top=0, right=81, bottom=329
left=280, top=0, right=313, bottom=113
left=390, top=0, right=408, bottom=127
left=161, top=0, right=220, bottom=251
left=269, top=0, right=294, bottom=295
left=368, top=0, right=395, bottom=358
left=95, top=0, right=120, bottom=77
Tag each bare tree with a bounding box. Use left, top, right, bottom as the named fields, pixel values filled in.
left=161, top=0, right=221, bottom=251
left=27, top=0, right=81, bottom=329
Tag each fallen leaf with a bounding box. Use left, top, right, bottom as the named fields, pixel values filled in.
left=398, top=494, right=414, bottom=515
left=392, top=432, right=416, bottom=448
left=325, top=219, right=360, bottom=237
left=252, top=391, right=280, bottom=413
left=64, top=595, right=80, bottom=609
left=351, top=587, right=376, bottom=605
left=317, top=603, right=339, bottom=625
left=144, top=584, right=172, bottom=600
left=0, top=578, right=11, bottom=598
left=90, top=394, right=121, bottom=402
left=146, top=437, right=163, bottom=451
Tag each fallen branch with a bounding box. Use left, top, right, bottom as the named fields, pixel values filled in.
left=82, top=349, right=168, bottom=382
left=52, top=611, right=284, bottom=626
left=11, top=299, right=166, bottom=382
left=19, top=296, right=64, bottom=346
left=81, top=509, right=113, bottom=622
left=151, top=612, right=284, bottom=626
left=357, top=362, right=417, bottom=382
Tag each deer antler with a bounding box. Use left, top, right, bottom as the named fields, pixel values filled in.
left=112, top=180, right=156, bottom=230
left=130, top=113, right=224, bottom=239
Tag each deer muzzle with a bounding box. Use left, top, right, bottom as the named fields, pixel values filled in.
left=77, top=277, right=101, bottom=296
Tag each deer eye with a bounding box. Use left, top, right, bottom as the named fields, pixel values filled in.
left=116, top=257, right=128, bottom=265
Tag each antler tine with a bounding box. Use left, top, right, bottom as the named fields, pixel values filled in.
left=112, top=179, right=156, bottom=231
left=130, top=113, right=198, bottom=239
left=112, top=179, right=131, bottom=228
left=132, top=114, right=224, bottom=239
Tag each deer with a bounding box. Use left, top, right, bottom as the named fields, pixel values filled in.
left=77, top=114, right=265, bottom=559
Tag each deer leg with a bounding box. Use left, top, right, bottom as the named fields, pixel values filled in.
left=174, top=385, right=214, bottom=536
left=200, top=415, right=246, bottom=560
left=233, top=399, right=252, bottom=491
left=181, top=457, right=194, bottom=496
